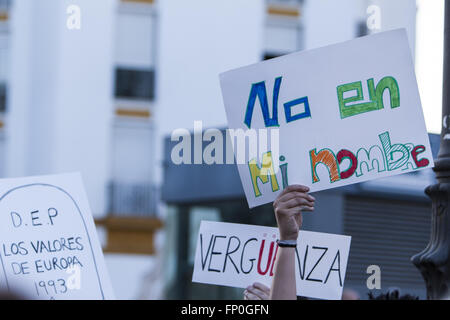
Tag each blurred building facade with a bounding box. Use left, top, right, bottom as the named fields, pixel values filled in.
left=160, top=0, right=427, bottom=300
left=0, top=0, right=428, bottom=299
left=162, top=132, right=438, bottom=299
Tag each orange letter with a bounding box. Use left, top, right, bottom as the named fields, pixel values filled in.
left=309, top=148, right=340, bottom=183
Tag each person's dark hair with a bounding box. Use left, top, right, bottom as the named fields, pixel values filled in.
left=368, top=288, right=419, bottom=300
left=0, top=290, right=25, bottom=300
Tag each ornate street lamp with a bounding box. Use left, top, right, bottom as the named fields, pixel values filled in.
left=412, top=0, right=450, bottom=300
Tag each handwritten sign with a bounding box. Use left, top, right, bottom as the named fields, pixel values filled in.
left=192, top=221, right=351, bottom=300
left=219, top=29, right=434, bottom=208
left=0, top=173, right=114, bottom=299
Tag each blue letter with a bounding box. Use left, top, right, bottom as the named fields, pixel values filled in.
left=284, top=97, right=311, bottom=123
left=244, top=77, right=282, bottom=128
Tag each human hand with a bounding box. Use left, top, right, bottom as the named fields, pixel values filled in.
left=272, top=185, right=315, bottom=241
left=244, top=282, right=270, bottom=300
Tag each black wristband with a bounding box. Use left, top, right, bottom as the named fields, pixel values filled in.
left=276, top=239, right=297, bottom=248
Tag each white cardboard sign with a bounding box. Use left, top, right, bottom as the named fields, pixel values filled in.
left=219, top=29, right=434, bottom=208
left=192, top=221, right=351, bottom=300
left=0, top=173, right=114, bottom=299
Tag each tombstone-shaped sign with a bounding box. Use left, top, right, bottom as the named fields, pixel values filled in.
left=0, top=173, right=114, bottom=299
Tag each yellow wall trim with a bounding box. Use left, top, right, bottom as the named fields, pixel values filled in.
left=267, top=6, right=300, bottom=17
left=0, top=12, right=9, bottom=21
left=96, top=217, right=163, bottom=255
left=116, top=108, right=151, bottom=118
left=121, top=0, right=154, bottom=4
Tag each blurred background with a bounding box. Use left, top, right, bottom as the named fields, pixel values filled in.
left=0, top=0, right=445, bottom=299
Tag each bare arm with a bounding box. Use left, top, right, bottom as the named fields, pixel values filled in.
left=270, top=246, right=297, bottom=300
left=270, top=185, right=315, bottom=300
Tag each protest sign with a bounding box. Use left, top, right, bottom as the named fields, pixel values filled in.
left=219, top=29, right=434, bottom=208
left=192, top=221, right=351, bottom=300
left=0, top=173, right=114, bottom=299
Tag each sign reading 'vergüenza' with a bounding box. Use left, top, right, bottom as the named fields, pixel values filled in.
left=192, top=221, right=351, bottom=300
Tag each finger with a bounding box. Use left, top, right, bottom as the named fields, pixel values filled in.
left=277, top=192, right=315, bottom=207
left=247, top=287, right=269, bottom=300
left=277, top=191, right=315, bottom=204
left=300, top=205, right=314, bottom=212
left=279, top=206, right=313, bottom=216
left=278, top=185, right=310, bottom=198
left=253, top=282, right=270, bottom=294
left=278, top=197, right=315, bottom=210
left=245, top=291, right=261, bottom=300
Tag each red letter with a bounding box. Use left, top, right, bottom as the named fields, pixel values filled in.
left=269, top=244, right=279, bottom=276
left=337, top=149, right=358, bottom=179
left=412, top=145, right=430, bottom=168
left=257, top=240, right=275, bottom=275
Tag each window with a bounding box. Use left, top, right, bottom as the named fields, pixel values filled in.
left=114, top=68, right=155, bottom=101
left=267, top=0, right=304, bottom=6
left=0, top=83, right=6, bottom=112
left=0, top=0, right=11, bottom=11
left=264, top=0, right=304, bottom=59
left=264, top=53, right=283, bottom=60
left=356, top=21, right=369, bottom=37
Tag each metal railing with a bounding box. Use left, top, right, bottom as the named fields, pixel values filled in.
left=108, top=181, right=159, bottom=217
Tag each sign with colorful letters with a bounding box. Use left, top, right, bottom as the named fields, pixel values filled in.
left=219, top=29, right=434, bottom=208
left=192, top=221, right=352, bottom=300
left=0, top=173, right=114, bottom=299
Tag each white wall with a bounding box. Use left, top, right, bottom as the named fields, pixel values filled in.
left=7, top=0, right=162, bottom=300
left=4, top=0, right=268, bottom=301
left=303, top=0, right=361, bottom=50
left=115, top=10, right=155, bottom=68
left=416, top=0, right=445, bottom=134
left=7, top=0, right=36, bottom=179
left=303, top=0, right=417, bottom=55
left=7, top=0, right=116, bottom=217
left=155, top=0, right=265, bottom=185
left=370, top=0, right=417, bottom=58
left=112, top=4, right=156, bottom=187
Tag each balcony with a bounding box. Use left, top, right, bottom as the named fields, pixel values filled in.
left=97, top=181, right=162, bottom=255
